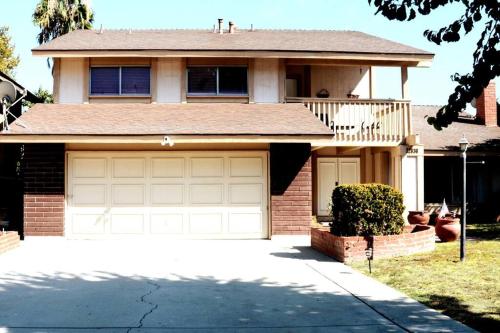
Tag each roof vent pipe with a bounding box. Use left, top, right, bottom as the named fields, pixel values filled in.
left=98, top=24, right=103, bottom=34
left=229, top=21, right=235, bottom=34
left=218, top=18, right=223, bottom=34
left=213, top=24, right=216, bottom=33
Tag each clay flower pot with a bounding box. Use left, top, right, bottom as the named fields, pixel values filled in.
left=435, top=216, right=461, bottom=242
left=407, top=211, right=430, bottom=225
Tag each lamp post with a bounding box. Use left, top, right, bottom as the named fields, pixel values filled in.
left=459, top=135, right=469, bottom=262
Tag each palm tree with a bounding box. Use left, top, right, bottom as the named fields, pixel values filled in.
left=33, top=0, right=94, bottom=45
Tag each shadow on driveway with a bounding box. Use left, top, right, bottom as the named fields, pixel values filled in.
left=0, top=271, right=403, bottom=332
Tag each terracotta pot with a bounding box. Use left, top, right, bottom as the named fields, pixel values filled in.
left=407, top=211, right=430, bottom=225
left=435, top=216, right=461, bottom=242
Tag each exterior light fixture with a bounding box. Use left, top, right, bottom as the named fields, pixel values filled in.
left=459, top=136, right=469, bottom=152
left=161, top=136, right=174, bottom=147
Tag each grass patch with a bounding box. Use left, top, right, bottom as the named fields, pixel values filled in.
left=350, top=224, right=500, bottom=332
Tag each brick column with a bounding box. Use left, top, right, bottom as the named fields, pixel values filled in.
left=23, top=144, right=65, bottom=236
left=476, top=81, right=497, bottom=127
left=270, top=143, right=312, bottom=235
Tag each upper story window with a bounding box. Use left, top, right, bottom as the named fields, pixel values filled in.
left=90, top=66, right=151, bottom=95
left=187, top=66, right=248, bottom=96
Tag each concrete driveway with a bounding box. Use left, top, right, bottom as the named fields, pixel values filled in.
left=0, top=238, right=473, bottom=332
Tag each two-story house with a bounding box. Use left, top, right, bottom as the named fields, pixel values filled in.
left=0, top=22, right=433, bottom=239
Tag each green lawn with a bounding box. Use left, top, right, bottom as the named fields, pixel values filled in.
left=350, top=224, right=500, bottom=332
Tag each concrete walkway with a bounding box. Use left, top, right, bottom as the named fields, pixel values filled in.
left=0, top=237, right=474, bottom=332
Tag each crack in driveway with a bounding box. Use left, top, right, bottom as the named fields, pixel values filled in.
left=127, top=280, right=161, bottom=333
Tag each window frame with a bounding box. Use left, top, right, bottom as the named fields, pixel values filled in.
left=89, top=65, right=151, bottom=97
left=186, top=65, right=249, bottom=97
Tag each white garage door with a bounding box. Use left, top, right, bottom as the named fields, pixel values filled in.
left=67, top=151, right=268, bottom=239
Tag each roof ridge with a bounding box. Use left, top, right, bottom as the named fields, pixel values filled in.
left=86, top=28, right=357, bottom=32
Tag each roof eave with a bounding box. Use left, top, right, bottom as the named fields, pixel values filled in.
left=31, top=49, right=434, bottom=67
left=0, top=134, right=335, bottom=144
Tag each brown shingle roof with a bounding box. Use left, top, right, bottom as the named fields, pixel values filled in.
left=412, top=105, right=500, bottom=151
left=3, top=103, right=333, bottom=136
left=33, top=29, right=431, bottom=56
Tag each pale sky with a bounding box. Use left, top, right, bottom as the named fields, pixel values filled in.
left=2, top=0, right=498, bottom=105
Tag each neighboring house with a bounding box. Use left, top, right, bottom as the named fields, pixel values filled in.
left=413, top=82, right=500, bottom=223
left=0, top=71, right=40, bottom=236
left=0, top=22, right=434, bottom=239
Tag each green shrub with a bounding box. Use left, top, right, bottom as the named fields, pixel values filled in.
left=330, top=184, right=405, bottom=236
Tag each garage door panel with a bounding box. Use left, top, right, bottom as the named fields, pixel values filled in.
left=111, top=214, right=145, bottom=234
left=72, top=214, right=106, bottom=234
left=151, top=184, right=184, bottom=205
left=72, top=184, right=106, bottom=206
left=191, top=158, right=224, bottom=177
left=229, top=184, right=262, bottom=205
left=73, top=158, right=106, bottom=178
left=151, top=158, right=184, bottom=178
left=189, top=184, right=224, bottom=204
left=230, top=157, right=263, bottom=177
left=228, top=212, right=262, bottom=234
left=150, top=213, right=185, bottom=234
left=189, top=213, right=223, bottom=234
left=68, top=152, right=267, bottom=239
left=112, top=158, right=145, bottom=178
left=112, top=184, right=145, bottom=205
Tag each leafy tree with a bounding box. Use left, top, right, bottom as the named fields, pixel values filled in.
left=33, top=0, right=94, bottom=45
left=34, top=87, right=54, bottom=104
left=0, top=26, right=20, bottom=76
left=23, top=87, right=54, bottom=109
left=368, top=0, right=499, bottom=130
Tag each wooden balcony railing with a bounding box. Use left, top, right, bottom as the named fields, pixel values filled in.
left=286, top=97, right=412, bottom=145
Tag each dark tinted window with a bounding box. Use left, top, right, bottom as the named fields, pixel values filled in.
left=90, top=67, right=119, bottom=95
left=188, top=67, right=217, bottom=94
left=121, top=67, right=150, bottom=94
left=218, top=67, right=247, bottom=94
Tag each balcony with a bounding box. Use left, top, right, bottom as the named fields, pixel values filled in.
left=286, top=97, right=412, bottom=146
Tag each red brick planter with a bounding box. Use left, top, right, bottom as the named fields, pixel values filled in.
left=0, top=231, right=20, bottom=255
left=311, top=225, right=435, bottom=263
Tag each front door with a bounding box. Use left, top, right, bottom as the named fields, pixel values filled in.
left=317, top=157, right=360, bottom=216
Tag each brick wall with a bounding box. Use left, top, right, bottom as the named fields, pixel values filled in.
left=311, top=225, right=435, bottom=263
left=270, top=143, right=312, bottom=235
left=476, top=81, right=497, bottom=127
left=23, top=144, right=65, bottom=236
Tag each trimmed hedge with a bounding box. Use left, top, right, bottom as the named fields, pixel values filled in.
left=331, top=184, right=405, bottom=236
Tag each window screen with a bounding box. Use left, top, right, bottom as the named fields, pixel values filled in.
left=121, top=67, right=150, bottom=94
left=187, top=66, right=247, bottom=95
left=90, top=66, right=150, bottom=95
left=218, top=67, right=248, bottom=94
left=90, top=67, right=119, bottom=95
left=188, top=67, right=217, bottom=94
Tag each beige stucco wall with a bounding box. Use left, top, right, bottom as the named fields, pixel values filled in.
left=254, top=59, right=280, bottom=103
left=59, top=58, right=85, bottom=103
left=310, top=66, right=370, bottom=99
left=157, top=58, right=183, bottom=103
left=55, top=59, right=370, bottom=104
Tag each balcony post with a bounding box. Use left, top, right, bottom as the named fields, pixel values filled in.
left=401, top=66, right=409, bottom=100
left=369, top=67, right=375, bottom=99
